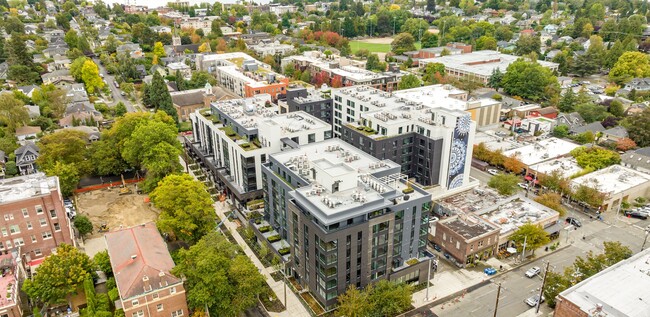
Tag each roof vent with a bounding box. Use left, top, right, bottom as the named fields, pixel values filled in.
left=142, top=275, right=149, bottom=281
left=131, top=255, right=137, bottom=260
left=159, top=271, right=165, bottom=277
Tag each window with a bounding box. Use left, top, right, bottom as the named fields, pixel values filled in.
left=5, top=241, right=11, bottom=249
left=39, top=218, right=47, bottom=227
left=152, top=292, right=159, bottom=299
left=0, top=242, right=4, bottom=250
left=170, top=287, right=176, bottom=294
left=171, top=309, right=184, bottom=317
left=157, top=304, right=164, bottom=311
left=132, top=311, right=144, bottom=317
left=3, top=214, right=13, bottom=221
left=49, top=209, right=57, bottom=218
left=12, top=238, right=24, bottom=247
left=31, top=235, right=36, bottom=243
left=27, top=222, right=32, bottom=230
left=132, top=299, right=139, bottom=306
left=9, top=225, right=20, bottom=235
left=36, top=206, right=43, bottom=214
left=42, top=231, right=52, bottom=240
left=22, top=209, right=28, bottom=218
left=34, top=249, right=41, bottom=256
left=54, top=223, right=61, bottom=231
left=0, top=228, right=6, bottom=237
left=308, top=133, right=316, bottom=143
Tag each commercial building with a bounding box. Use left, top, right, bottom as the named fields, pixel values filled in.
left=196, top=52, right=289, bottom=101
left=554, top=247, right=650, bottom=317
left=420, top=50, right=559, bottom=85
left=429, top=213, right=500, bottom=267
left=571, top=164, right=650, bottom=212
left=261, top=139, right=434, bottom=309
left=249, top=41, right=295, bottom=57
left=0, top=173, right=74, bottom=265
left=186, top=94, right=332, bottom=210
left=282, top=51, right=404, bottom=92
left=281, top=86, right=333, bottom=125
left=105, top=223, right=188, bottom=317
left=332, top=85, right=495, bottom=197
left=503, top=137, right=580, bottom=169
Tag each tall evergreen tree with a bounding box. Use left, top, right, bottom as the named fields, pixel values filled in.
left=175, top=69, right=185, bottom=91
left=149, top=72, right=178, bottom=123
left=7, top=33, right=32, bottom=67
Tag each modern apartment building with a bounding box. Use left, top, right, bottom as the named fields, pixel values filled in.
left=196, top=52, right=289, bottom=101
left=280, top=86, right=333, bottom=125
left=0, top=173, right=73, bottom=265
left=332, top=85, right=487, bottom=196
left=186, top=94, right=332, bottom=210
left=282, top=51, right=404, bottom=92
left=261, top=139, right=434, bottom=309
left=105, top=223, right=188, bottom=317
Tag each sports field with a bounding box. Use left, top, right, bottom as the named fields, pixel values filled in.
left=350, top=38, right=422, bottom=54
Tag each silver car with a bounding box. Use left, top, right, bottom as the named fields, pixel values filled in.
left=525, top=294, right=545, bottom=307
left=525, top=266, right=541, bottom=278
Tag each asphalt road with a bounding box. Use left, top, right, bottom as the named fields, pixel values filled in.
left=92, top=57, right=137, bottom=113
left=427, top=203, right=650, bottom=317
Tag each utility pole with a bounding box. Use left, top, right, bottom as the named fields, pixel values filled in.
left=425, top=257, right=432, bottom=301
left=521, top=236, right=527, bottom=262
left=283, top=261, right=287, bottom=306
left=641, top=226, right=650, bottom=251
left=493, top=282, right=502, bottom=317
left=536, top=261, right=551, bottom=314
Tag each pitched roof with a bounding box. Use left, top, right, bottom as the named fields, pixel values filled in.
left=14, top=141, right=39, bottom=164
left=105, top=223, right=182, bottom=300
left=604, top=126, right=628, bottom=138
left=15, top=125, right=42, bottom=136
left=571, top=121, right=606, bottom=134
left=171, top=87, right=234, bottom=107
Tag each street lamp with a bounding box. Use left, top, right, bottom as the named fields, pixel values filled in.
left=393, top=16, right=397, bottom=36
left=641, top=225, right=650, bottom=252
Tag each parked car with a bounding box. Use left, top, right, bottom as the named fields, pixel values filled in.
left=566, top=217, right=582, bottom=227
left=525, top=294, right=545, bottom=307
left=487, top=169, right=499, bottom=176
left=114, top=81, right=119, bottom=88
left=65, top=207, right=76, bottom=220
left=120, top=91, right=126, bottom=96
left=525, top=266, right=541, bottom=278
left=518, top=183, right=529, bottom=189
left=63, top=199, right=73, bottom=208
left=624, top=210, right=648, bottom=220
left=433, top=243, right=441, bottom=252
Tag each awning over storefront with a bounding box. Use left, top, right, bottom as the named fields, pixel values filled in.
left=506, top=247, right=517, bottom=254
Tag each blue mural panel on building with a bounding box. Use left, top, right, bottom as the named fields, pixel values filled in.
left=447, top=114, right=471, bottom=189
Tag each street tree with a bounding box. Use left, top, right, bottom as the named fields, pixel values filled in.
left=172, top=231, right=266, bottom=316
left=22, top=244, right=94, bottom=305
left=150, top=174, right=216, bottom=243
left=391, top=32, right=416, bottom=55
left=510, top=223, right=550, bottom=255
left=488, top=68, right=504, bottom=91
left=488, top=174, right=519, bottom=196
left=538, top=169, right=571, bottom=194
left=535, top=193, right=566, bottom=216
left=74, top=215, right=94, bottom=237
left=336, top=286, right=370, bottom=317
left=397, top=74, right=422, bottom=90
left=367, top=280, right=413, bottom=316
left=501, top=58, right=558, bottom=101
left=609, top=51, right=650, bottom=85
left=422, top=62, right=445, bottom=84
left=572, top=183, right=606, bottom=208
left=44, top=161, right=80, bottom=197
left=81, top=60, right=105, bottom=94
left=503, top=154, right=525, bottom=173
left=0, top=93, right=29, bottom=132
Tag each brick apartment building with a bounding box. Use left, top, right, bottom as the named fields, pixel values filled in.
left=428, top=213, right=500, bottom=267
left=106, top=223, right=188, bottom=317
left=0, top=173, right=73, bottom=266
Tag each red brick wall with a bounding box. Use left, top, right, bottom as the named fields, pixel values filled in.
left=0, top=189, right=73, bottom=261
left=122, top=284, right=189, bottom=317
left=553, top=296, right=589, bottom=317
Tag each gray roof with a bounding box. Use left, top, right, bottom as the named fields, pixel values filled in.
left=621, top=147, right=650, bottom=171
left=571, top=121, right=606, bottom=134
left=556, top=112, right=585, bottom=129
left=14, top=141, right=39, bottom=165
left=604, top=126, right=628, bottom=138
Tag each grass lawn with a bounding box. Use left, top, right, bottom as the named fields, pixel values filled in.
left=350, top=40, right=422, bottom=54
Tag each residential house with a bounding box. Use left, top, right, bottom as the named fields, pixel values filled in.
left=149, top=25, right=171, bottom=34
left=16, top=85, right=39, bottom=98
left=15, top=126, right=41, bottom=143
left=54, top=126, right=101, bottom=142
left=41, top=70, right=75, bottom=86
left=555, top=112, right=586, bottom=130
left=105, top=223, right=188, bottom=317
left=170, top=84, right=234, bottom=121
left=24, top=105, right=40, bottom=119
left=570, top=121, right=606, bottom=135
left=59, top=102, right=103, bottom=127
left=529, top=106, right=559, bottom=119
left=602, top=126, right=629, bottom=142
left=42, top=46, right=68, bottom=59
left=249, top=41, right=295, bottom=57
left=624, top=78, right=650, bottom=91
left=543, top=24, right=559, bottom=34
left=116, top=43, right=144, bottom=59
left=51, top=55, right=71, bottom=71
left=14, top=142, right=39, bottom=175
left=621, top=147, right=650, bottom=174
left=166, top=62, right=191, bottom=79
left=135, top=65, right=147, bottom=79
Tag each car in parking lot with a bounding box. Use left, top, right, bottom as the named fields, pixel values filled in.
left=525, top=294, right=545, bottom=307
left=525, top=266, right=541, bottom=278
left=566, top=217, right=582, bottom=227
left=624, top=210, right=648, bottom=220
left=487, top=169, right=499, bottom=175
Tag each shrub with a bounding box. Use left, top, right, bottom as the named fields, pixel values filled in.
left=268, top=235, right=281, bottom=243
left=406, top=258, right=419, bottom=266
left=259, top=226, right=272, bottom=233
left=402, top=187, right=414, bottom=194
left=278, top=247, right=290, bottom=255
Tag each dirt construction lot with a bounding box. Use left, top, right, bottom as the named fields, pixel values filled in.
left=75, top=186, right=159, bottom=239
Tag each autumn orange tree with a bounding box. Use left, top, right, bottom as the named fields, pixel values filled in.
left=503, top=154, right=525, bottom=174
left=616, top=137, right=637, bottom=151
left=535, top=193, right=566, bottom=216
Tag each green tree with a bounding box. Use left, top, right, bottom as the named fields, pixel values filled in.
left=152, top=41, right=166, bottom=57
left=6, top=33, right=33, bottom=69
left=609, top=100, right=625, bottom=117
left=574, top=103, right=607, bottom=123
left=81, top=60, right=105, bottom=94
left=36, top=130, right=91, bottom=174
left=421, top=31, right=438, bottom=49
left=74, top=215, right=93, bottom=237
left=93, top=250, right=113, bottom=276
left=5, top=16, right=24, bottom=34
left=5, top=161, right=17, bottom=176
left=64, top=29, right=79, bottom=49
left=515, top=35, right=540, bottom=56
left=476, top=35, right=497, bottom=50
left=172, top=231, right=266, bottom=316
left=538, top=169, right=571, bottom=194
left=391, top=32, right=416, bottom=55
left=300, top=71, right=311, bottom=83
left=336, top=286, right=370, bottom=317
left=552, top=125, right=569, bottom=138
left=22, top=244, right=94, bottom=305
left=401, top=18, right=430, bottom=40
left=488, top=173, right=520, bottom=196
left=488, top=68, right=504, bottom=91
left=501, top=58, right=559, bottom=101
left=622, top=108, right=650, bottom=147
left=70, top=56, right=88, bottom=81
left=609, top=51, right=650, bottom=85
left=44, top=161, right=80, bottom=197
left=114, top=102, right=127, bottom=117
left=366, top=54, right=380, bottom=71
left=150, top=174, right=216, bottom=243
left=283, top=62, right=295, bottom=77
left=572, top=183, right=606, bottom=208
left=558, top=89, right=577, bottom=113
left=570, top=147, right=620, bottom=170
left=367, top=280, right=413, bottom=316
left=397, top=74, right=422, bottom=90
left=90, top=139, right=129, bottom=176
left=422, top=62, right=445, bottom=84
left=147, top=72, right=178, bottom=123
left=509, top=223, right=550, bottom=255
left=535, top=193, right=566, bottom=216
left=0, top=93, right=28, bottom=132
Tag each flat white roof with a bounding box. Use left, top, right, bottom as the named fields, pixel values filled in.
left=503, top=138, right=580, bottom=166
left=423, top=50, right=559, bottom=77
left=473, top=131, right=520, bottom=152
left=285, top=53, right=394, bottom=82
left=0, top=173, right=58, bottom=203
left=559, top=248, right=650, bottom=317
left=533, top=157, right=583, bottom=179
left=571, top=164, right=650, bottom=196
left=480, top=195, right=559, bottom=236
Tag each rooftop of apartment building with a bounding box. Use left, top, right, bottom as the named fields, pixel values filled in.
left=437, top=187, right=506, bottom=214
left=272, top=139, right=428, bottom=225
left=571, top=164, right=650, bottom=196
left=439, top=213, right=500, bottom=240
left=557, top=248, right=650, bottom=317
left=423, top=50, right=559, bottom=77
left=502, top=137, right=580, bottom=166
left=284, top=52, right=397, bottom=82
left=201, top=52, right=285, bottom=88
left=288, top=87, right=330, bottom=104
left=0, top=173, right=58, bottom=203
left=478, top=195, right=559, bottom=236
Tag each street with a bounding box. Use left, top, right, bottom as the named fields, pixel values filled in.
left=92, top=57, right=137, bottom=113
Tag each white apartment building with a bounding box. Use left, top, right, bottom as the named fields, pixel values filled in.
left=187, top=94, right=332, bottom=209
